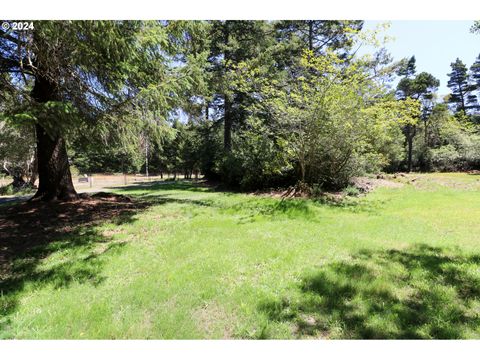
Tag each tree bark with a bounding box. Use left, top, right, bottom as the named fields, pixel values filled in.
left=32, top=124, right=77, bottom=201
left=405, top=125, right=416, bottom=173
left=30, top=74, right=78, bottom=201
left=224, top=95, right=232, bottom=152
left=407, top=136, right=413, bottom=173
left=223, top=22, right=233, bottom=153
left=308, top=21, right=314, bottom=51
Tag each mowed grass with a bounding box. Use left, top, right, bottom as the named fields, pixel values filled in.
left=1, top=173, right=480, bottom=339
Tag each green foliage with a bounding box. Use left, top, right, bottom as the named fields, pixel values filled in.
left=469, top=54, right=480, bottom=115
left=0, top=183, right=35, bottom=196
left=258, top=50, right=415, bottom=189
left=429, top=130, right=480, bottom=172
left=343, top=185, right=361, bottom=197
left=447, top=58, right=478, bottom=117
left=1, top=20, right=210, bottom=183
left=428, top=145, right=462, bottom=171
left=2, top=20, right=479, bottom=193
left=0, top=117, right=36, bottom=184
left=274, top=20, right=364, bottom=57
left=397, top=55, right=416, bottom=77
left=219, top=124, right=294, bottom=190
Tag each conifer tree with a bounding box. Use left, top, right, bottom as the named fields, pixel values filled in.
left=447, top=58, right=476, bottom=116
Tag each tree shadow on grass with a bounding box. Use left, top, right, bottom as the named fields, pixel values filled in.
left=226, top=198, right=315, bottom=224
left=313, top=197, right=389, bottom=214
left=0, top=193, right=162, bottom=337
left=227, top=196, right=387, bottom=225
left=117, top=181, right=390, bottom=227
left=117, top=182, right=317, bottom=222
left=116, top=180, right=387, bottom=217
left=260, top=244, right=480, bottom=339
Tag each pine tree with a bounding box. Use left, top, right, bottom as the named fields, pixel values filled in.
left=396, top=56, right=439, bottom=172
left=397, top=56, right=416, bottom=78
left=469, top=54, right=480, bottom=114
left=447, top=58, right=475, bottom=116
left=207, top=21, right=274, bottom=152
left=274, top=20, right=364, bottom=57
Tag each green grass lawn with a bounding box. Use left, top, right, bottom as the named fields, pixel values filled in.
left=1, top=173, right=480, bottom=339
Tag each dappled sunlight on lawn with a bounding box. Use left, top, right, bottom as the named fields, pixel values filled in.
left=261, top=244, right=480, bottom=339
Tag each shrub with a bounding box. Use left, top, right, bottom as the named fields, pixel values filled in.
left=0, top=183, right=36, bottom=196
left=344, top=185, right=361, bottom=197
left=429, top=145, right=462, bottom=171
left=219, top=128, right=294, bottom=190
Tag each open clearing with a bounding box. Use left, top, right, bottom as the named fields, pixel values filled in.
left=1, top=172, right=480, bottom=339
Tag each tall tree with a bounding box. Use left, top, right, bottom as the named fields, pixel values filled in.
left=207, top=21, right=274, bottom=152
left=447, top=58, right=476, bottom=116
left=397, top=56, right=416, bottom=78
left=469, top=54, right=480, bottom=115
left=0, top=21, right=204, bottom=200
left=396, top=56, right=439, bottom=172
left=274, top=20, right=364, bottom=57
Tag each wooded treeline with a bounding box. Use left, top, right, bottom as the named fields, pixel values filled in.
left=1, top=20, right=479, bottom=199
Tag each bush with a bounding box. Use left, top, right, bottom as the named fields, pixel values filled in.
left=427, top=123, right=480, bottom=171
left=429, top=145, right=462, bottom=171
left=219, top=125, right=295, bottom=190
left=70, top=164, right=80, bottom=177
left=0, top=183, right=36, bottom=196
left=344, top=185, right=361, bottom=197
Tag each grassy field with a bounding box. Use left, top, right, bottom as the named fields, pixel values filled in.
left=1, top=173, right=480, bottom=339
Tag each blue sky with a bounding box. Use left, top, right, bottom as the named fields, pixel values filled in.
left=362, top=21, right=479, bottom=96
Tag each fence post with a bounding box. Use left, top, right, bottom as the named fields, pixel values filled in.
left=89, top=176, right=93, bottom=188
left=124, top=173, right=127, bottom=185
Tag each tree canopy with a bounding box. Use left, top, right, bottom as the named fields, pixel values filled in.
left=1, top=20, right=479, bottom=198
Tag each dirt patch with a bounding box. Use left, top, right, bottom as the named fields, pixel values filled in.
left=84, top=192, right=132, bottom=202
left=292, top=315, right=330, bottom=339
left=352, top=176, right=404, bottom=193
left=251, top=176, right=404, bottom=200
left=250, top=184, right=314, bottom=199
left=101, top=228, right=126, bottom=237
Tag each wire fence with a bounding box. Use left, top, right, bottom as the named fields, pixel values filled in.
left=73, top=173, right=192, bottom=192
left=0, top=173, right=194, bottom=193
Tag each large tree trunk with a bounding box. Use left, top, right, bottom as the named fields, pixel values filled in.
left=407, top=136, right=413, bottom=173
left=32, top=124, right=77, bottom=201
left=405, top=124, right=416, bottom=173
left=30, top=74, right=78, bottom=201
left=308, top=20, right=314, bottom=51
left=224, top=95, right=232, bottom=152
left=223, top=22, right=233, bottom=153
